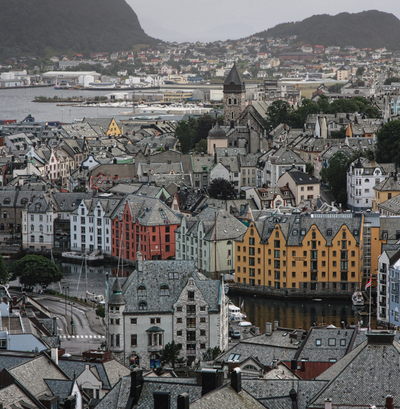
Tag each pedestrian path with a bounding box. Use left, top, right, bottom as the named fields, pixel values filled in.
left=61, top=334, right=105, bottom=339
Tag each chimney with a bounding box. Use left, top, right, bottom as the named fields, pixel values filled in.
left=386, top=396, right=394, bottom=409
left=177, top=393, right=189, bottom=409
left=291, top=359, right=297, bottom=370
left=201, top=368, right=219, bottom=396
left=51, top=347, right=58, bottom=365
left=231, top=368, right=241, bottom=393
left=274, top=320, right=279, bottom=331
left=296, top=330, right=303, bottom=341
left=129, top=368, right=143, bottom=406
left=325, top=398, right=332, bottom=409
left=266, top=322, right=272, bottom=336
left=153, top=391, right=170, bottom=409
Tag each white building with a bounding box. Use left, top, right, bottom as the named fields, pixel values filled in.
left=22, top=194, right=56, bottom=251
left=106, top=259, right=229, bottom=369
left=347, top=157, right=394, bottom=211
left=70, top=196, right=122, bottom=255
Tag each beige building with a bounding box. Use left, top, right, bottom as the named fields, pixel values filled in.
left=277, top=168, right=320, bottom=205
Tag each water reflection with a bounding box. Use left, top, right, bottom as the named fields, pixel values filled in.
left=229, top=294, right=373, bottom=331
left=47, top=260, right=134, bottom=299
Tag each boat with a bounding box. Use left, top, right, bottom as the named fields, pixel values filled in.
left=228, top=303, right=246, bottom=322
left=61, top=250, right=104, bottom=263
left=352, top=291, right=364, bottom=307
left=86, top=290, right=105, bottom=304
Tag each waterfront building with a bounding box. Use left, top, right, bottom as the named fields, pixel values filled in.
left=110, top=194, right=180, bottom=262
left=70, top=196, right=122, bottom=255
left=106, top=259, right=228, bottom=368
left=175, top=207, right=247, bottom=277
left=235, top=212, right=364, bottom=293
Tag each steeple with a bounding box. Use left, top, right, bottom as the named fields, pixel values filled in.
left=223, top=63, right=245, bottom=93
left=108, top=278, right=125, bottom=305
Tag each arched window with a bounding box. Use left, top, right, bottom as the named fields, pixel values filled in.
left=138, top=285, right=146, bottom=297
left=39, top=225, right=43, bottom=232
left=30, top=235, right=35, bottom=243
left=139, top=301, right=147, bottom=311
left=39, top=236, right=44, bottom=243
left=3, top=198, right=10, bottom=205
left=228, top=98, right=232, bottom=105
left=160, top=285, right=169, bottom=296
left=234, top=98, right=237, bottom=105
left=30, top=224, right=34, bottom=231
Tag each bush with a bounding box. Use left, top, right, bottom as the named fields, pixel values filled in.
left=96, top=304, right=105, bottom=318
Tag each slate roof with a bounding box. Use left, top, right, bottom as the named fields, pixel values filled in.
left=44, top=379, right=73, bottom=400
left=114, top=260, right=221, bottom=314
left=258, top=212, right=363, bottom=247
left=175, top=207, right=247, bottom=241
left=378, top=196, right=400, bottom=215
left=310, top=333, right=400, bottom=408
left=242, top=379, right=327, bottom=409
left=296, top=327, right=355, bottom=362
left=190, top=383, right=265, bottom=409
left=374, top=175, right=400, bottom=192
left=223, top=64, right=245, bottom=92
left=0, top=383, right=41, bottom=409
left=281, top=169, right=319, bottom=185
left=95, top=375, right=202, bottom=409
left=111, top=194, right=180, bottom=226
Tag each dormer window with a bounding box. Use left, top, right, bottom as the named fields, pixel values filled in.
left=139, top=301, right=147, bottom=311
left=138, top=285, right=146, bottom=297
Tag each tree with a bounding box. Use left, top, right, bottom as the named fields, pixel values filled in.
left=330, top=127, right=346, bottom=138
left=306, top=162, right=314, bottom=176
left=376, top=120, right=400, bottom=165
left=194, top=138, right=207, bottom=153
left=10, top=255, right=63, bottom=288
left=208, top=178, right=236, bottom=200
left=159, top=341, right=185, bottom=369
left=96, top=304, right=105, bottom=318
left=384, top=77, right=400, bottom=85
left=0, top=255, right=9, bottom=284
left=264, top=100, right=293, bottom=130
left=320, top=152, right=350, bottom=207
left=175, top=117, right=198, bottom=154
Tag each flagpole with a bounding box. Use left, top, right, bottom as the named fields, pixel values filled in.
left=368, top=281, right=371, bottom=331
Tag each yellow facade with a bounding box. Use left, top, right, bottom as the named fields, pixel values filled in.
left=107, top=118, right=123, bottom=136
left=235, top=215, right=367, bottom=293
left=372, top=190, right=400, bottom=211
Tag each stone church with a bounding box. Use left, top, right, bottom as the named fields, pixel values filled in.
left=207, top=64, right=268, bottom=155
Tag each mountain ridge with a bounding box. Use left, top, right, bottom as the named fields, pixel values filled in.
left=254, top=10, right=400, bottom=50
left=0, top=0, right=158, bottom=58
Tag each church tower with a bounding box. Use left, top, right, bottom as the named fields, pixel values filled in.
left=223, top=64, right=246, bottom=125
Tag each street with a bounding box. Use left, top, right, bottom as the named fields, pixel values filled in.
left=37, top=297, right=105, bottom=356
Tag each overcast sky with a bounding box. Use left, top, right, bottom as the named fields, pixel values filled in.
left=126, top=0, right=400, bottom=43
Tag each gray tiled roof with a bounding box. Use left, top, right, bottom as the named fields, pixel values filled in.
left=44, top=379, right=73, bottom=399
left=296, top=327, right=354, bottom=362
left=242, top=379, right=327, bottom=409
left=190, top=383, right=265, bottom=409
left=95, top=375, right=202, bottom=409
left=310, top=335, right=400, bottom=408
left=115, top=260, right=221, bottom=314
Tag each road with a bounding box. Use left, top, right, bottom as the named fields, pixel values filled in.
left=37, top=297, right=105, bottom=356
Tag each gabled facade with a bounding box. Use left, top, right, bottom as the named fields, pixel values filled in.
left=106, top=260, right=228, bottom=369
left=110, top=195, right=180, bottom=262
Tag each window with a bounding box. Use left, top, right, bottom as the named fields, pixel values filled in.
left=200, top=329, right=206, bottom=336
left=316, top=339, right=322, bottom=346
left=131, top=334, right=137, bottom=346
left=131, top=318, right=137, bottom=324
left=200, top=317, right=206, bottom=323
left=116, top=334, right=120, bottom=347
left=340, top=339, right=346, bottom=346
left=161, top=285, right=169, bottom=296
left=328, top=338, right=336, bottom=346
left=177, top=318, right=183, bottom=323
left=177, top=330, right=182, bottom=336
left=138, top=285, right=146, bottom=297
left=187, top=318, right=196, bottom=327
left=187, top=305, right=196, bottom=314
left=138, top=301, right=147, bottom=310
left=188, top=291, right=195, bottom=301
left=200, top=306, right=206, bottom=311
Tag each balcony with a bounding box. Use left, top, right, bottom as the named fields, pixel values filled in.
left=186, top=349, right=196, bottom=355
left=148, top=345, right=163, bottom=353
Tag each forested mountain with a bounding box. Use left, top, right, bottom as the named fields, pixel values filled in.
left=0, top=0, right=157, bottom=58
left=255, top=10, right=400, bottom=50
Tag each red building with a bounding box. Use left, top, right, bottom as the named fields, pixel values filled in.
left=111, top=196, right=181, bottom=262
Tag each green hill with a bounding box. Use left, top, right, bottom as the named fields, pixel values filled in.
left=256, top=10, right=400, bottom=50
left=0, top=0, right=158, bottom=59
